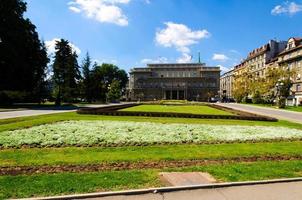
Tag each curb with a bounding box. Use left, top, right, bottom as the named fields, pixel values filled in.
left=17, top=177, right=302, bottom=200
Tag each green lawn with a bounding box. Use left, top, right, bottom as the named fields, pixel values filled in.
left=242, top=103, right=302, bottom=113
left=285, top=106, right=302, bottom=112
left=0, top=170, right=161, bottom=199
left=1, top=160, right=302, bottom=199
left=1, top=141, right=302, bottom=167
left=120, top=104, right=234, bottom=115
left=1, top=108, right=302, bottom=199
left=1, top=112, right=302, bottom=132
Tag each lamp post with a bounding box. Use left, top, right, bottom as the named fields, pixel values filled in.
left=275, top=79, right=285, bottom=108
left=106, top=84, right=111, bottom=103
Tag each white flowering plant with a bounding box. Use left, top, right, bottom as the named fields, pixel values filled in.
left=0, top=120, right=302, bottom=148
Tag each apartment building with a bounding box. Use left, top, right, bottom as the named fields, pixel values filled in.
left=277, top=37, right=302, bottom=106
left=220, top=69, right=234, bottom=101
left=244, top=40, right=287, bottom=79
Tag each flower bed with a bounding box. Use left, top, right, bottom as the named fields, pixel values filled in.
left=1, top=120, right=302, bottom=148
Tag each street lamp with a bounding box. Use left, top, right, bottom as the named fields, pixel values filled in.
left=275, top=80, right=285, bottom=108
left=106, top=84, right=111, bottom=103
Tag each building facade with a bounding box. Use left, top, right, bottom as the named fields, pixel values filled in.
left=277, top=37, right=302, bottom=106
left=220, top=69, right=234, bottom=101
left=244, top=40, right=287, bottom=79
left=127, top=63, right=220, bottom=101
left=223, top=38, right=302, bottom=106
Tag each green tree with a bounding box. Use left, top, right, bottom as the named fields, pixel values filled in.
left=89, top=63, right=128, bottom=102
left=107, top=80, right=121, bottom=102
left=81, top=52, right=93, bottom=102
left=52, top=39, right=81, bottom=105
left=233, top=71, right=249, bottom=102
left=0, top=0, right=49, bottom=104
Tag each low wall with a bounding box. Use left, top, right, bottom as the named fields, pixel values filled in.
left=77, top=103, right=277, bottom=122
left=77, top=103, right=139, bottom=114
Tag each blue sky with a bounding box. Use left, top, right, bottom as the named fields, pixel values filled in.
left=25, top=0, right=302, bottom=73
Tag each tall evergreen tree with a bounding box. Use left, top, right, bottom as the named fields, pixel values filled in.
left=0, top=0, right=49, bottom=104
left=52, top=39, right=80, bottom=105
left=81, top=52, right=92, bottom=102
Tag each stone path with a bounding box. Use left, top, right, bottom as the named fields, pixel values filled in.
left=159, top=172, right=216, bottom=186
left=0, top=103, right=126, bottom=119
left=216, top=103, right=302, bottom=124
left=83, top=181, right=302, bottom=200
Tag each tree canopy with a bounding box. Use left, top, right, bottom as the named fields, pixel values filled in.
left=0, top=0, right=49, bottom=104
left=52, top=39, right=80, bottom=105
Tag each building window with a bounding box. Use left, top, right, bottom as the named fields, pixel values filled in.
left=297, top=84, right=301, bottom=92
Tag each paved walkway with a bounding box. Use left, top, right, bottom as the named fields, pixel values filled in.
left=81, top=181, right=302, bottom=200
left=0, top=103, right=126, bottom=120
left=216, top=103, right=302, bottom=124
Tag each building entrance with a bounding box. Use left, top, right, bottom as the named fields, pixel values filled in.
left=165, top=90, right=185, bottom=100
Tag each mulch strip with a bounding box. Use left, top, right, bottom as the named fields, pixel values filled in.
left=2, top=138, right=302, bottom=150
left=1, top=155, right=302, bottom=176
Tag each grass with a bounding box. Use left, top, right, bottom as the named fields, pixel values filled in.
left=1, top=160, right=302, bottom=199
left=285, top=106, right=302, bottom=112
left=242, top=103, right=302, bottom=112
left=1, top=104, right=302, bottom=199
left=120, top=104, right=233, bottom=115
left=170, top=160, right=302, bottom=182
left=0, top=170, right=161, bottom=199
left=1, top=112, right=301, bottom=132
left=1, top=141, right=302, bottom=167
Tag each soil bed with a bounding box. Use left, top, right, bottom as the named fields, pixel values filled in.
left=1, top=155, right=302, bottom=176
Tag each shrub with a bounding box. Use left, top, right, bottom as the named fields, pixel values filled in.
left=252, top=91, right=263, bottom=104
left=0, top=90, right=28, bottom=105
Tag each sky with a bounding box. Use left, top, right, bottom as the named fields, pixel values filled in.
left=24, top=0, right=302, bottom=73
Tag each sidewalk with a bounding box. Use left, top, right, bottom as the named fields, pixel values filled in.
left=0, top=103, right=125, bottom=119
left=21, top=178, right=302, bottom=200
left=216, top=103, right=302, bottom=124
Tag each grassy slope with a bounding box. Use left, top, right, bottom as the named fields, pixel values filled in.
left=1, top=141, right=302, bottom=167
left=1, top=160, right=302, bottom=199
left=121, top=105, right=233, bottom=115
left=1, top=112, right=301, bottom=132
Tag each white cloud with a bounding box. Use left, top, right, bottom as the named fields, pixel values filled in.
left=68, top=0, right=130, bottom=26
left=93, top=58, right=118, bottom=64
left=212, top=53, right=229, bottom=62
left=217, top=65, right=230, bottom=73
left=271, top=1, right=302, bottom=15
left=155, top=22, right=210, bottom=63
left=45, top=38, right=81, bottom=56
left=69, top=6, right=82, bottom=13
left=229, top=49, right=241, bottom=55
left=141, top=57, right=168, bottom=64
left=177, top=53, right=192, bottom=63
